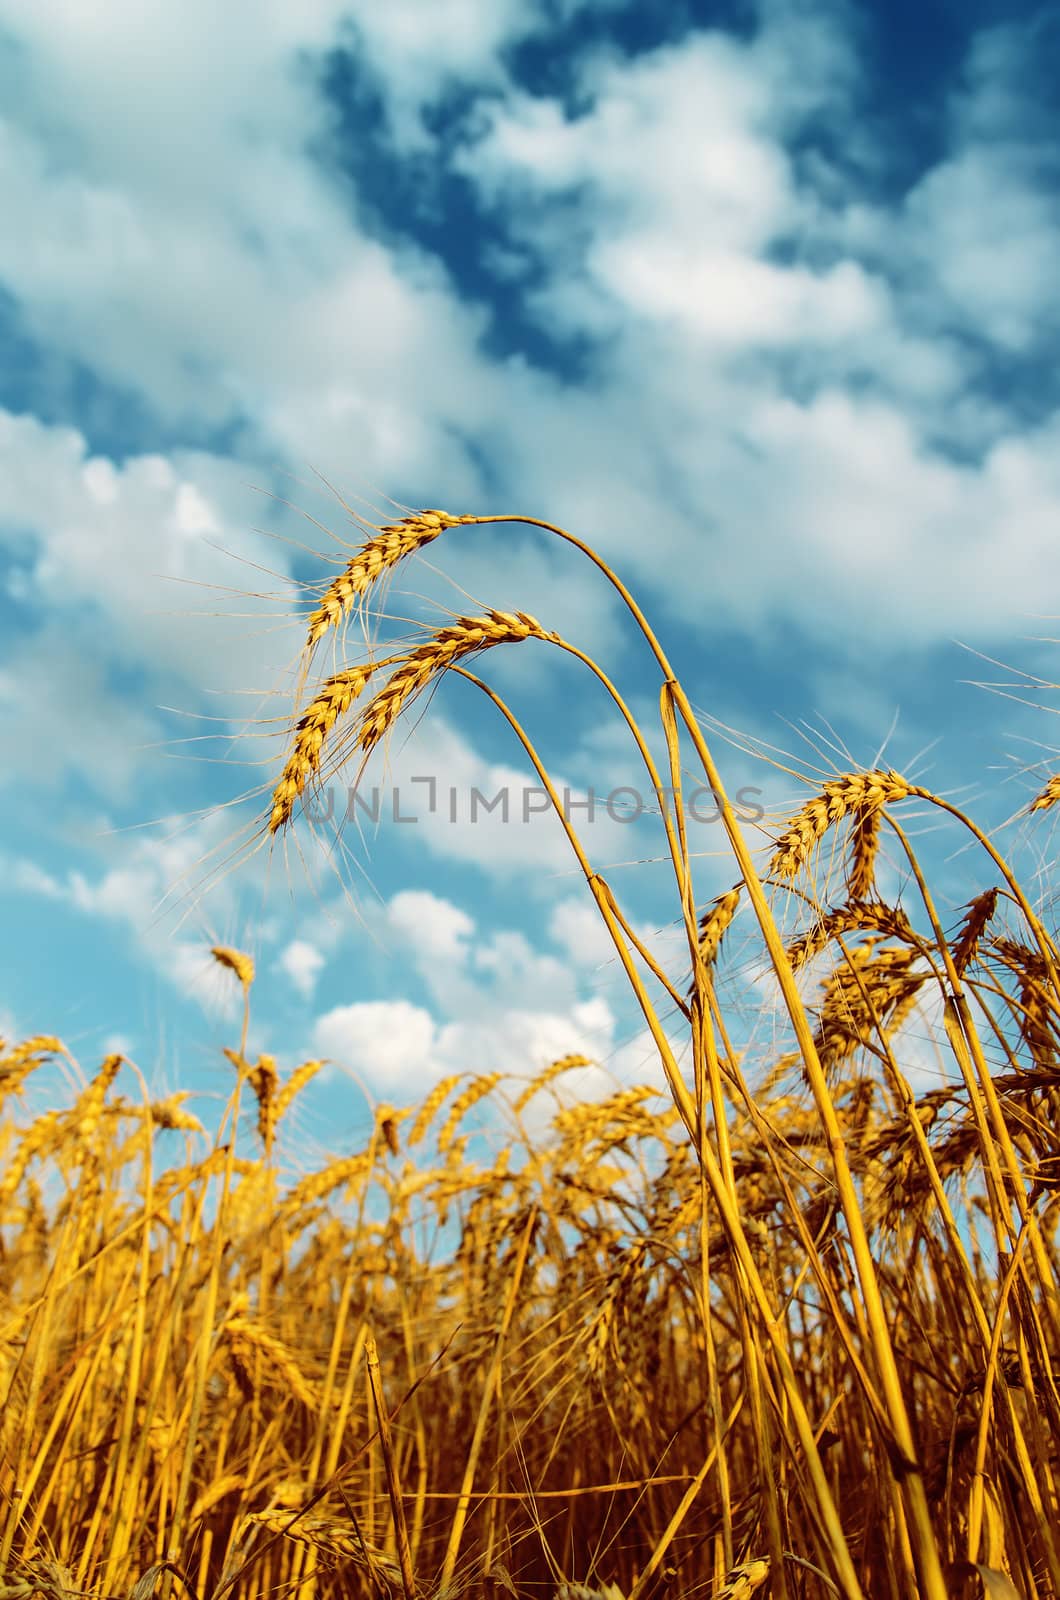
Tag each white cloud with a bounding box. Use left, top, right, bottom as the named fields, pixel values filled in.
left=903, top=146, right=1060, bottom=354
left=3, top=1, right=1057, bottom=700
left=3, top=858, right=65, bottom=898
left=311, top=988, right=633, bottom=1102
left=277, top=938, right=327, bottom=998
left=386, top=889, right=474, bottom=962
left=305, top=879, right=684, bottom=1101
left=548, top=896, right=618, bottom=972
left=0, top=807, right=268, bottom=1014
left=313, top=997, right=439, bottom=1091
left=455, top=23, right=868, bottom=350
left=0, top=626, right=163, bottom=799
left=0, top=412, right=303, bottom=705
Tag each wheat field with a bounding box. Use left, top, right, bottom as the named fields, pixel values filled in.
left=3, top=504, right=1060, bottom=1600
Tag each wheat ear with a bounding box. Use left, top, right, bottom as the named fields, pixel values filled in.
left=355, top=611, right=561, bottom=756
left=1029, top=775, right=1060, bottom=813
left=269, top=663, right=384, bottom=834
left=768, top=770, right=913, bottom=880
left=305, top=509, right=476, bottom=652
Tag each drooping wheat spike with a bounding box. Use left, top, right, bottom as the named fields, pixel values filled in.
left=211, top=946, right=255, bottom=990
left=244, top=1509, right=404, bottom=1591
left=148, top=1094, right=205, bottom=1134
left=689, top=886, right=741, bottom=993
left=355, top=611, right=562, bottom=757
left=1029, top=775, right=1060, bottom=813
left=512, top=1054, right=594, bottom=1115
left=786, top=899, right=917, bottom=973
left=768, top=770, right=913, bottom=881
left=407, top=1073, right=465, bottom=1147
left=153, top=1150, right=257, bottom=1206
left=553, top=1084, right=663, bottom=1148
left=716, top=1559, right=770, bottom=1599
left=989, top=936, right=1060, bottom=1065
left=0, top=1110, right=63, bottom=1208
left=846, top=806, right=882, bottom=900
left=73, top=1052, right=124, bottom=1143
left=0, top=1035, right=64, bottom=1099
left=275, top=1059, right=324, bottom=1122
left=951, top=888, right=1000, bottom=976
left=305, top=508, right=477, bottom=652
left=283, top=1150, right=374, bottom=1214
left=269, top=663, right=384, bottom=834
left=814, top=943, right=927, bottom=1069
left=247, top=1053, right=280, bottom=1155
left=438, top=1072, right=504, bottom=1152
left=223, top=1314, right=318, bottom=1412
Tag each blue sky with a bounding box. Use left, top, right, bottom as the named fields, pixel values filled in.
left=2, top=0, right=1059, bottom=1156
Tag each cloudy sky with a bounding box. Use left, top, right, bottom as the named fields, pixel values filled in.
left=2, top=0, right=1058, bottom=1150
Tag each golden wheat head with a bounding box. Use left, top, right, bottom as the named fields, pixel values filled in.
left=768, top=770, right=912, bottom=880
left=305, top=509, right=477, bottom=652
